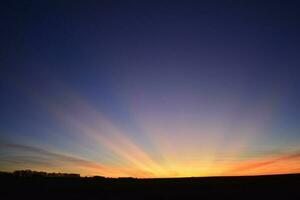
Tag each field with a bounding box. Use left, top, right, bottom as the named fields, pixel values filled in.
left=1, top=172, right=299, bottom=199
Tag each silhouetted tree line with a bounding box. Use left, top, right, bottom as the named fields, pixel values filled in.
left=0, top=170, right=114, bottom=179
left=0, top=170, right=139, bottom=179
left=10, top=170, right=81, bottom=178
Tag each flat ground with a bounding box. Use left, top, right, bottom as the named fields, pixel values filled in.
left=1, top=173, right=299, bottom=199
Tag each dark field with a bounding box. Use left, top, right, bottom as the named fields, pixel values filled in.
left=1, top=172, right=300, bottom=200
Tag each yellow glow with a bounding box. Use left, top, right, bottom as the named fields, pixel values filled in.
left=3, top=85, right=298, bottom=178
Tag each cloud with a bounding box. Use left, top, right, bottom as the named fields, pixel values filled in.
left=0, top=141, right=161, bottom=177
left=0, top=142, right=106, bottom=170
left=228, top=151, right=300, bottom=174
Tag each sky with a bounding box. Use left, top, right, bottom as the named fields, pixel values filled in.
left=0, top=0, right=300, bottom=178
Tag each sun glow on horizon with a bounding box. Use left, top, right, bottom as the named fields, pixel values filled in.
left=1, top=86, right=299, bottom=178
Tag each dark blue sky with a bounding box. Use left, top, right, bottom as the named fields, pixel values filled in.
left=0, top=1, right=300, bottom=177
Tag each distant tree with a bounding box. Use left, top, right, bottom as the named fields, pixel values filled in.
left=92, top=175, right=106, bottom=180
left=12, top=170, right=80, bottom=178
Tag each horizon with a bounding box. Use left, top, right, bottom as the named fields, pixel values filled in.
left=2, top=169, right=300, bottom=179
left=1, top=1, right=300, bottom=178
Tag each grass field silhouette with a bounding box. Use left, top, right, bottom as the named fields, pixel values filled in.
left=1, top=170, right=299, bottom=199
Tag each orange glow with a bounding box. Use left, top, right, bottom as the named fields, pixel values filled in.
left=1, top=85, right=299, bottom=178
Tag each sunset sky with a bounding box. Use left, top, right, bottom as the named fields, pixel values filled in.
left=1, top=1, right=300, bottom=177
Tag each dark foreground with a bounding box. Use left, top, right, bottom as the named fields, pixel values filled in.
left=1, top=173, right=300, bottom=200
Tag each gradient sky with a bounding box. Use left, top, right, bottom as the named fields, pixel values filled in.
left=1, top=0, right=300, bottom=177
